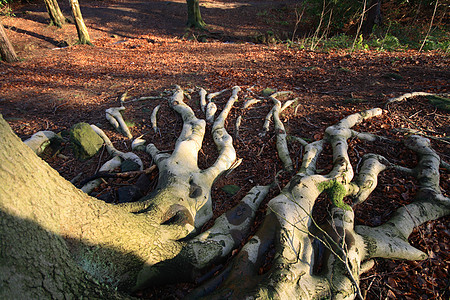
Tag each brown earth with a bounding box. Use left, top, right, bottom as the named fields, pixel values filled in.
left=1, top=0, right=449, bottom=299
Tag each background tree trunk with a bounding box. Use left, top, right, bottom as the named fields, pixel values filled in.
left=363, top=0, right=382, bottom=36
left=0, top=20, right=18, bottom=63
left=186, top=0, right=206, bottom=28
left=69, top=0, right=92, bottom=45
left=43, top=0, right=68, bottom=28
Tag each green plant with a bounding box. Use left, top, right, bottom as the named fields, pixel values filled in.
left=419, top=32, right=450, bottom=51
left=321, top=34, right=353, bottom=49
left=369, top=33, right=402, bottom=51
left=354, top=34, right=369, bottom=50
left=427, top=95, right=450, bottom=112
left=0, top=0, right=10, bottom=7
left=124, top=120, right=135, bottom=128
left=256, top=9, right=269, bottom=17
left=0, top=0, right=14, bottom=16
left=305, top=0, right=363, bottom=34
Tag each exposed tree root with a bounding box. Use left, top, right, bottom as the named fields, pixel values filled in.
left=105, top=102, right=133, bottom=139
left=270, top=92, right=296, bottom=172
left=178, top=104, right=448, bottom=300
left=261, top=91, right=293, bottom=136
left=150, top=105, right=160, bottom=133
left=386, top=92, right=433, bottom=106
left=24, top=130, right=58, bottom=155
left=6, top=86, right=448, bottom=299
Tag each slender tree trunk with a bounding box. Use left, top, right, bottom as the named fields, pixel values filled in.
left=363, top=0, right=382, bottom=36
left=0, top=20, right=18, bottom=63
left=43, top=0, right=68, bottom=28
left=186, top=0, right=206, bottom=28
left=69, top=0, right=92, bottom=45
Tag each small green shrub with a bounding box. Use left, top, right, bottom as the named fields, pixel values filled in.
left=368, top=34, right=402, bottom=51
left=427, top=95, right=450, bottom=112
left=1, top=0, right=14, bottom=15
left=321, top=34, right=353, bottom=49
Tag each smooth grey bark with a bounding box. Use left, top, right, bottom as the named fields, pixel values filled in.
left=186, top=0, right=206, bottom=28
left=0, top=87, right=239, bottom=297
left=0, top=115, right=127, bottom=298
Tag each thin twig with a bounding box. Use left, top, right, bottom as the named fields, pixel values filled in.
left=95, top=145, right=106, bottom=174
left=79, top=165, right=157, bottom=187
left=351, top=0, right=367, bottom=52
left=419, top=0, right=439, bottom=52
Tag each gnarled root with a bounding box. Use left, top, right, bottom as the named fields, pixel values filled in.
left=24, top=130, right=58, bottom=155
left=106, top=104, right=133, bottom=139
left=184, top=107, right=448, bottom=300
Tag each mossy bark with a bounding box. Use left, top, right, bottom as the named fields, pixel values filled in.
left=186, top=0, right=206, bottom=28
left=0, top=20, right=18, bottom=63
left=43, top=0, right=68, bottom=28
left=0, top=115, right=182, bottom=296
left=69, top=0, right=92, bottom=45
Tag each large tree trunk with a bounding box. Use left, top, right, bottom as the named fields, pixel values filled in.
left=186, top=0, right=206, bottom=28
left=0, top=87, right=238, bottom=296
left=69, top=0, right=92, bottom=45
left=43, top=0, right=68, bottom=28
left=0, top=114, right=183, bottom=297
left=0, top=20, right=18, bottom=63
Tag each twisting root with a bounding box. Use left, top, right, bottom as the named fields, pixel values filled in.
left=234, top=115, right=242, bottom=139
left=386, top=92, right=433, bottom=105
left=188, top=108, right=387, bottom=300
left=105, top=105, right=133, bottom=139
left=203, top=86, right=239, bottom=181
left=261, top=91, right=293, bottom=136
left=24, top=131, right=57, bottom=155
left=204, top=88, right=230, bottom=123
left=199, top=88, right=207, bottom=113
left=140, top=185, right=270, bottom=287
left=80, top=124, right=144, bottom=195
left=81, top=156, right=122, bottom=194
left=205, top=102, right=217, bottom=123
left=132, top=135, right=146, bottom=151
left=90, top=125, right=143, bottom=170
left=235, top=98, right=261, bottom=139
left=356, top=135, right=449, bottom=261
left=243, top=98, right=261, bottom=109
left=150, top=104, right=160, bottom=133
left=207, top=88, right=228, bottom=102
left=271, top=92, right=295, bottom=172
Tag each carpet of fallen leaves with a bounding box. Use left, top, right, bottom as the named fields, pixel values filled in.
left=1, top=0, right=449, bottom=299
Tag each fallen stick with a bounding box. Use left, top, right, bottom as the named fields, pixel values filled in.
left=79, top=165, right=158, bottom=187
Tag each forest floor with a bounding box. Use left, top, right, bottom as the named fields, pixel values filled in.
left=1, top=0, right=449, bottom=299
